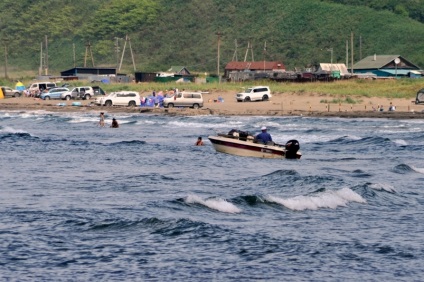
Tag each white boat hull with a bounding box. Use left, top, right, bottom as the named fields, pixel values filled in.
left=208, top=135, right=301, bottom=159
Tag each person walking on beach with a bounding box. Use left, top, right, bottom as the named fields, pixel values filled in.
left=111, top=118, right=119, bottom=128
left=99, top=112, right=105, bottom=127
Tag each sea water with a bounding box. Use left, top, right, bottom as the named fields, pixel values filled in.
left=0, top=110, right=423, bottom=281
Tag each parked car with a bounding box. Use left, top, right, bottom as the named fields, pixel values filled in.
left=95, top=91, right=140, bottom=107
left=235, top=86, right=272, bottom=102
left=61, top=86, right=95, bottom=100
left=92, top=86, right=106, bottom=96
left=415, top=88, right=424, bottom=104
left=1, top=86, right=21, bottom=98
left=40, top=87, right=69, bottom=100
left=163, top=92, right=204, bottom=109
left=27, top=82, right=57, bottom=97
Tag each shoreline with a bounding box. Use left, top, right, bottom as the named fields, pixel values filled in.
left=1, top=93, right=424, bottom=119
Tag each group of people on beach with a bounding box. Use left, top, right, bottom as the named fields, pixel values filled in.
left=142, top=88, right=183, bottom=108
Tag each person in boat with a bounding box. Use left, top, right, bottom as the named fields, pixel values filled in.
left=111, top=118, right=119, bottom=128
left=195, top=136, right=204, bottom=146
left=255, top=126, right=273, bottom=144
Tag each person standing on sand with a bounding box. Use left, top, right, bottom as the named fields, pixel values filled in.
left=99, top=112, right=105, bottom=127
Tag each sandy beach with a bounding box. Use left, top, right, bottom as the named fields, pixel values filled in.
left=1, top=91, right=423, bottom=119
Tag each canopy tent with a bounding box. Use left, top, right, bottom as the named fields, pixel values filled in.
left=15, top=81, right=25, bottom=91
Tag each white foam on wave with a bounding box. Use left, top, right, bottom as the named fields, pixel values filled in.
left=411, top=166, right=424, bottom=175
left=265, top=187, right=366, bottom=211
left=68, top=116, right=97, bottom=123
left=393, top=139, right=407, bottom=146
left=185, top=194, right=241, bottom=214
left=369, top=183, right=396, bottom=193
left=0, top=126, right=28, bottom=134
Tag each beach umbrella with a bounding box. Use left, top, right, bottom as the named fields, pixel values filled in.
left=15, top=81, right=25, bottom=91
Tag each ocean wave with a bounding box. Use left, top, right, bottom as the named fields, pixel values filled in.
left=184, top=194, right=242, bottom=214
left=265, top=187, right=366, bottom=211
left=0, top=126, right=35, bottom=140
left=368, top=183, right=397, bottom=193
left=392, top=164, right=416, bottom=174
left=410, top=166, right=424, bottom=174
left=109, top=140, right=146, bottom=146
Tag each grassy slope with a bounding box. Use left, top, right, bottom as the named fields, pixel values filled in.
left=1, top=0, right=424, bottom=75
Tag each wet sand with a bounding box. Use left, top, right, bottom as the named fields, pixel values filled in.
left=1, top=91, right=423, bottom=119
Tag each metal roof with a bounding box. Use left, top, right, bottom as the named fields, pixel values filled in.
left=319, top=63, right=350, bottom=75
left=353, top=55, right=420, bottom=70
left=225, top=61, right=285, bottom=70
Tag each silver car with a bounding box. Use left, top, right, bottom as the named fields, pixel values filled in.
left=163, top=92, right=204, bottom=109
left=1, top=86, right=21, bottom=98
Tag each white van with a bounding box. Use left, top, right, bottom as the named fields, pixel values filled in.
left=163, top=92, right=204, bottom=109
left=236, top=86, right=271, bottom=102
left=28, top=82, right=57, bottom=93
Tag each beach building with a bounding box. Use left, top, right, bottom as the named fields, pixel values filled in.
left=353, top=55, right=423, bottom=78
left=317, top=63, right=351, bottom=78
left=224, top=61, right=285, bottom=81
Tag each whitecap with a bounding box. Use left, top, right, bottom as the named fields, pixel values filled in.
left=0, top=126, right=28, bottom=134
left=369, top=183, right=396, bottom=193
left=411, top=166, right=424, bottom=175
left=266, top=187, right=366, bottom=211
left=393, top=139, right=407, bottom=146
left=185, top=194, right=241, bottom=214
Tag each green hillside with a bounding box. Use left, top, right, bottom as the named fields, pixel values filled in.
left=1, top=0, right=424, bottom=76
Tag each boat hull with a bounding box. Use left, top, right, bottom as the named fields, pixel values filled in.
left=208, top=135, right=301, bottom=159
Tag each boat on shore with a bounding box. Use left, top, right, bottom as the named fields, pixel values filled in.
left=208, top=129, right=301, bottom=159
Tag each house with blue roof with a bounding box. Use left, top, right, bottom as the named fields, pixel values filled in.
left=353, top=55, right=423, bottom=78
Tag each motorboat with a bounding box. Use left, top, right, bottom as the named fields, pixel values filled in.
left=208, top=129, right=301, bottom=159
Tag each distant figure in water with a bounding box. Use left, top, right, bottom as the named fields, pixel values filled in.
left=111, top=118, right=119, bottom=128
left=195, top=136, right=204, bottom=146
left=99, top=112, right=105, bottom=127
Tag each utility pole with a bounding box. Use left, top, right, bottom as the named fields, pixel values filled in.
left=45, top=35, right=48, bottom=75
left=4, top=38, right=8, bottom=79
left=73, top=43, right=76, bottom=67
left=244, top=39, right=254, bottom=62
left=216, top=32, right=223, bottom=83
left=263, top=41, right=267, bottom=71
left=346, top=40, right=348, bottom=68
left=84, top=41, right=95, bottom=67
left=327, top=47, right=333, bottom=75
left=39, top=42, right=43, bottom=76
left=359, top=35, right=362, bottom=60
left=114, top=37, right=121, bottom=68
left=350, top=31, right=354, bottom=75
left=119, top=35, right=137, bottom=71
left=232, top=39, right=238, bottom=61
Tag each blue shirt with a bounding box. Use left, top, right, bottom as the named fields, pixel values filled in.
left=256, top=131, right=272, bottom=143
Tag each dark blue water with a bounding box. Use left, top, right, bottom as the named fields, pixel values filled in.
left=1, top=110, right=423, bottom=281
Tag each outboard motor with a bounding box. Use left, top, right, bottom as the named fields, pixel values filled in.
left=285, top=139, right=300, bottom=159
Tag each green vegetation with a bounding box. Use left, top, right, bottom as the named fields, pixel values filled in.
left=0, top=0, right=424, bottom=77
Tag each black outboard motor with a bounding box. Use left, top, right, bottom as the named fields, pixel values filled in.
left=285, top=139, right=300, bottom=159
